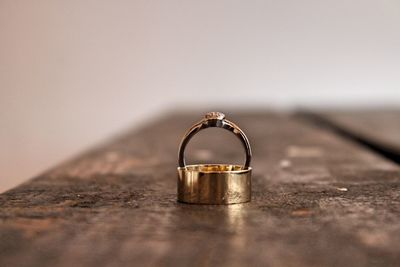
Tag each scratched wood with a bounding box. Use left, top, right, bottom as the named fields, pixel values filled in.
left=1, top=112, right=400, bottom=267
left=312, top=109, right=400, bottom=161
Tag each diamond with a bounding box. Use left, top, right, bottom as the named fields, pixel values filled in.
left=205, top=112, right=225, bottom=120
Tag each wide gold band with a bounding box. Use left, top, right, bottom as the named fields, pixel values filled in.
left=177, top=164, right=252, bottom=204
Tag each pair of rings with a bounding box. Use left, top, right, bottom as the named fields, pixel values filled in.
left=177, top=112, right=252, bottom=204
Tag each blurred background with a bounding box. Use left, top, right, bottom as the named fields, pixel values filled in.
left=1, top=0, right=400, bottom=192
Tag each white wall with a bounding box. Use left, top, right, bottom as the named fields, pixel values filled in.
left=1, top=0, right=400, bottom=192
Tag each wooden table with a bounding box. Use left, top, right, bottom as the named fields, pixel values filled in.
left=1, top=111, right=400, bottom=267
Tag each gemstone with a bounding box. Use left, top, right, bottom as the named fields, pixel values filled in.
left=205, top=112, right=225, bottom=120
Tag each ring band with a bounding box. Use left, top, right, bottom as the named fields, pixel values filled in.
left=178, top=112, right=252, bottom=168
left=177, top=112, right=252, bottom=204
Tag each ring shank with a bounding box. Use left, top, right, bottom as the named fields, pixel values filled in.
left=178, top=118, right=252, bottom=168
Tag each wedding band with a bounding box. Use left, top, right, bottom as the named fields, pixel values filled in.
left=177, top=112, right=252, bottom=204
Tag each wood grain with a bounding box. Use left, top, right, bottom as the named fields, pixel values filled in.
left=1, top=112, right=400, bottom=267
left=312, top=109, right=400, bottom=161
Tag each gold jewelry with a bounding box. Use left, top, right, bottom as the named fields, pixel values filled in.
left=177, top=112, right=252, bottom=204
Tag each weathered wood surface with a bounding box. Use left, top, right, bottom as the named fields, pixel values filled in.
left=1, top=111, right=400, bottom=267
left=310, top=109, right=400, bottom=162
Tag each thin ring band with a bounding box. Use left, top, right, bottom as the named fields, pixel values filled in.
left=178, top=113, right=252, bottom=168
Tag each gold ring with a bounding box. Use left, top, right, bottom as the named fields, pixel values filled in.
left=177, top=112, right=252, bottom=204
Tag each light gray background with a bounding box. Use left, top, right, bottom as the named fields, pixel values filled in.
left=1, top=0, right=400, bottom=191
